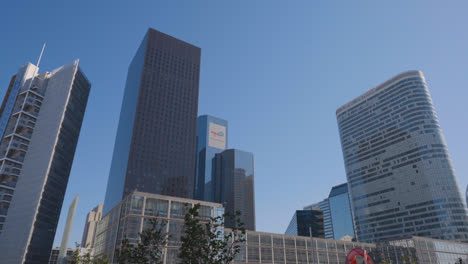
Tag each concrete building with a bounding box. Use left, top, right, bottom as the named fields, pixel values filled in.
left=0, top=60, right=91, bottom=263
left=336, top=71, right=468, bottom=243
left=81, top=204, right=103, bottom=248
left=103, top=28, right=201, bottom=214
left=194, top=115, right=228, bottom=202
left=58, top=195, right=79, bottom=264
left=95, top=191, right=468, bottom=264
left=285, top=210, right=324, bottom=238
left=94, top=191, right=224, bottom=263
left=214, top=149, right=256, bottom=230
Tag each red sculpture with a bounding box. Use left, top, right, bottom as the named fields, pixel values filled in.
left=345, top=248, right=375, bottom=264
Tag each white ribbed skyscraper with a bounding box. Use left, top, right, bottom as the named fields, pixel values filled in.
left=337, top=71, right=468, bottom=243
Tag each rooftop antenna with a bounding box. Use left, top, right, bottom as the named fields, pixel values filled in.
left=27, top=43, right=46, bottom=90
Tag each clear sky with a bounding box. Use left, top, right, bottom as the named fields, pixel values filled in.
left=1, top=0, right=468, bottom=248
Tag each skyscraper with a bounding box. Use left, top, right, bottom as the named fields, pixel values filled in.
left=328, top=183, right=355, bottom=240
left=214, top=149, right=255, bottom=230
left=58, top=195, right=79, bottom=264
left=194, top=115, right=228, bottom=202
left=336, top=71, right=468, bottom=243
left=103, top=28, right=201, bottom=213
left=285, top=210, right=324, bottom=238
left=81, top=204, right=103, bottom=248
left=0, top=60, right=91, bottom=263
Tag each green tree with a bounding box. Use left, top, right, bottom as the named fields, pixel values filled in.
left=71, top=243, right=109, bottom=264
left=178, top=204, right=246, bottom=264
left=117, top=218, right=168, bottom=264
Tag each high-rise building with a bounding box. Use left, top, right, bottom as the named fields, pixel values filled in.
left=58, top=195, right=79, bottom=264
left=103, top=28, right=201, bottom=214
left=285, top=210, right=324, bottom=238
left=336, top=71, right=468, bottom=243
left=81, top=204, right=103, bottom=248
left=0, top=60, right=91, bottom=263
left=304, top=199, right=333, bottom=239
left=194, top=115, right=228, bottom=201
left=214, top=149, right=255, bottom=230
left=328, top=183, right=355, bottom=240
left=48, top=247, right=74, bottom=264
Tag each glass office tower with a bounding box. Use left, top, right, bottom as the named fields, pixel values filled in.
left=336, top=71, right=468, bottom=243
left=328, top=183, right=355, bottom=240
left=305, top=200, right=334, bottom=239
left=0, top=61, right=91, bottom=264
left=194, top=115, right=228, bottom=202
left=214, top=149, right=255, bottom=230
left=285, top=210, right=325, bottom=238
left=103, top=28, right=201, bottom=213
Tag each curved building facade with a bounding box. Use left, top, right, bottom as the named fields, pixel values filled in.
left=336, top=71, right=468, bottom=243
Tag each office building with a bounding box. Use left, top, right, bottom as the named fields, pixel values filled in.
left=336, top=71, right=468, bottom=243
left=0, top=60, right=90, bottom=263
left=81, top=204, right=103, bottom=248
left=285, top=210, right=324, bottom=238
left=194, top=115, right=228, bottom=201
left=305, top=199, right=333, bottom=239
left=95, top=191, right=468, bottom=264
left=48, top=247, right=74, bottom=264
left=328, top=183, right=355, bottom=240
left=103, top=28, right=201, bottom=214
left=95, top=191, right=224, bottom=263
left=214, top=149, right=255, bottom=230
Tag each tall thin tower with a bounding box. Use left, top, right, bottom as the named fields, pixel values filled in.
left=103, top=28, right=201, bottom=213
left=58, top=195, right=79, bottom=264
left=0, top=56, right=91, bottom=263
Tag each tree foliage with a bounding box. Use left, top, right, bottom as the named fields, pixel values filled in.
left=178, top=204, right=246, bottom=264
left=117, top=218, right=168, bottom=264
left=71, top=243, right=109, bottom=264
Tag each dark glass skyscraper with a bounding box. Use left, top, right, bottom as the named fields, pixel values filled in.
left=194, top=115, right=228, bottom=202
left=285, top=210, right=324, bottom=238
left=103, top=28, right=201, bottom=213
left=214, top=149, right=255, bottom=230
left=337, top=71, right=468, bottom=243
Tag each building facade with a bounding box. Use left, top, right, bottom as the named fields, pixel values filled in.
left=194, top=115, right=228, bottom=202
left=0, top=60, right=91, bottom=263
left=327, top=184, right=355, bottom=240
left=95, top=191, right=468, bottom=264
left=305, top=199, right=333, bottom=240
left=285, top=210, right=324, bottom=238
left=48, top=247, right=74, bottom=264
left=94, top=191, right=224, bottom=263
left=214, top=149, right=256, bottom=230
left=81, top=204, right=103, bottom=248
left=103, top=28, right=201, bottom=214
left=336, top=71, right=468, bottom=243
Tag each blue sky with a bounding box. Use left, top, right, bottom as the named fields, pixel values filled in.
left=1, top=1, right=468, bottom=248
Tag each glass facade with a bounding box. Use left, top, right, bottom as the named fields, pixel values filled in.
left=214, top=149, right=255, bottom=230
left=0, top=61, right=91, bottom=264
left=328, top=183, right=355, bottom=240
left=336, top=71, right=468, bottom=243
left=285, top=210, right=325, bottom=238
left=103, top=28, right=201, bottom=214
left=194, top=115, right=228, bottom=202
left=305, top=200, right=334, bottom=239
